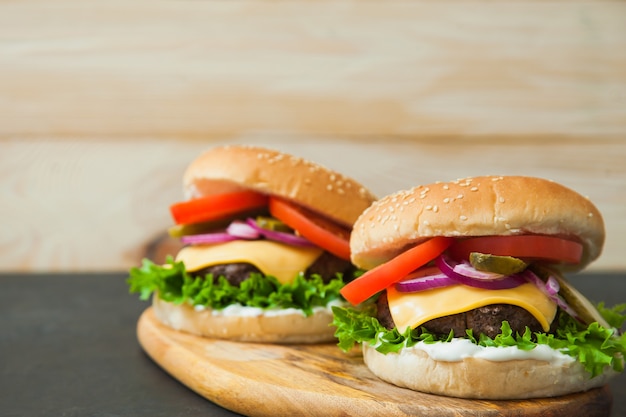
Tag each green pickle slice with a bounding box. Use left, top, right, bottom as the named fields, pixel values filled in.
left=255, top=216, right=293, bottom=233
left=469, top=252, right=528, bottom=275
left=168, top=218, right=233, bottom=237
left=553, top=274, right=610, bottom=327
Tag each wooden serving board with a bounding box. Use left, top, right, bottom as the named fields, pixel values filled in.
left=137, top=308, right=612, bottom=417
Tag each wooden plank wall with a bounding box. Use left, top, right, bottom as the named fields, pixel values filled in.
left=1, top=1, right=625, bottom=272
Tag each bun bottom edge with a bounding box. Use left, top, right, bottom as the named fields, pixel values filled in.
left=152, top=296, right=338, bottom=344
left=362, top=342, right=614, bottom=399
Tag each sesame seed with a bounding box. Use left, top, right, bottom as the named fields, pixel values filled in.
left=443, top=198, right=450, bottom=203
left=330, top=174, right=336, bottom=181
left=388, top=206, right=395, bottom=213
left=394, top=224, right=399, bottom=231
left=588, top=212, right=593, bottom=217
left=423, top=220, right=430, bottom=226
left=457, top=194, right=464, bottom=199
left=327, top=184, right=333, bottom=191
left=433, top=205, right=439, bottom=212
left=337, top=188, right=345, bottom=195
left=499, top=197, right=505, bottom=203
left=470, top=187, right=478, bottom=192
left=460, top=215, right=468, bottom=221
left=425, top=205, right=433, bottom=210
left=443, top=184, right=449, bottom=190
left=419, top=194, right=427, bottom=199
left=408, top=197, right=415, bottom=203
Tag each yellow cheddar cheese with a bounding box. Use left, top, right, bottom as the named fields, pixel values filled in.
left=175, top=240, right=323, bottom=284
left=387, top=283, right=557, bottom=334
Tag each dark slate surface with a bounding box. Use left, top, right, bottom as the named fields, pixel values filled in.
left=1, top=272, right=624, bottom=417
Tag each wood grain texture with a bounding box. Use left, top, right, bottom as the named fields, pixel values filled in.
left=1, top=137, right=625, bottom=272
left=1, top=1, right=625, bottom=137
left=137, top=307, right=613, bottom=417
left=1, top=1, right=625, bottom=272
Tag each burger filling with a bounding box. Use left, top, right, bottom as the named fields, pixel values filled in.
left=376, top=292, right=551, bottom=339
left=190, top=252, right=356, bottom=287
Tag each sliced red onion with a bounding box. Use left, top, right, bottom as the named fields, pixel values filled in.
left=226, top=220, right=261, bottom=239
left=555, top=294, right=582, bottom=321
left=180, top=218, right=315, bottom=248
left=545, top=275, right=560, bottom=296
left=522, top=270, right=581, bottom=321
left=395, top=269, right=457, bottom=293
left=521, top=268, right=547, bottom=292
left=453, top=261, right=505, bottom=281
left=180, top=233, right=238, bottom=245
left=436, top=255, right=526, bottom=290
left=245, top=218, right=315, bottom=247
left=521, top=269, right=562, bottom=300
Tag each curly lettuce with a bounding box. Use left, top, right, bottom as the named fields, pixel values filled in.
left=331, top=303, right=626, bottom=378
left=127, top=257, right=346, bottom=316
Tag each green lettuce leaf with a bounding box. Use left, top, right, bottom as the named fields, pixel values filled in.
left=596, top=302, right=626, bottom=329
left=128, top=257, right=346, bottom=316
left=331, top=304, right=626, bottom=378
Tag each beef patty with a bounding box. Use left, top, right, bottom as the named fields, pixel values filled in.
left=376, top=292, right=548, bottom=339
left=191, top=251, right=355, bottom=286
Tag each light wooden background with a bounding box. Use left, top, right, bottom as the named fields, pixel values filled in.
left=1, top=1, right=625, bottom=272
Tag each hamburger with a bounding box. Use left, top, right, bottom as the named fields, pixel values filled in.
left=128, top=145, right=376, bottom=343
left=332, top=175, right=625, bottom=399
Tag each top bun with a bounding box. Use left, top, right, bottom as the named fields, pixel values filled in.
left=182, top=145, right=377, bottom=227
left=350, top=176, right=604, bottom=272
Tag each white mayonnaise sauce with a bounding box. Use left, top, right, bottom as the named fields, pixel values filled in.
left=192, top=299, right=345, bottom=317
left=393, top=337, right=574, bottom=365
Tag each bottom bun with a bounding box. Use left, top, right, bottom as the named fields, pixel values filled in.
left=152, top=296, right=338, bottom=344
left=362, top=343, right=615, bottom=399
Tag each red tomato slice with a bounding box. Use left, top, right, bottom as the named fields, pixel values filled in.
left=269, top=197, right=352, bottom=260
left=448, top=235, right=583, bottom=264
left=340, top=237, right=454, bottom=305
left=170, top=191, right=268, bottom=225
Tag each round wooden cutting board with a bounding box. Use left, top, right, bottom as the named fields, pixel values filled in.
left=137, top=307, right=613, bottom=417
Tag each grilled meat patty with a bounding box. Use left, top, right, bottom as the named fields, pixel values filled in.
left=376, top=292, right=548, bottom=339
left=191, top=251, right=354, bottom=285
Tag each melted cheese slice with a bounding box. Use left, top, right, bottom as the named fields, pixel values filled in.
left=387, top=283, right=557, bottom=334
left=175, top=240, right=323, bottom=284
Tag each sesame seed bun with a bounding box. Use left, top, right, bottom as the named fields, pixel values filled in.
left=183, top=145, right=377, bottom=227
left=350, top=176, right=605, bottom=272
